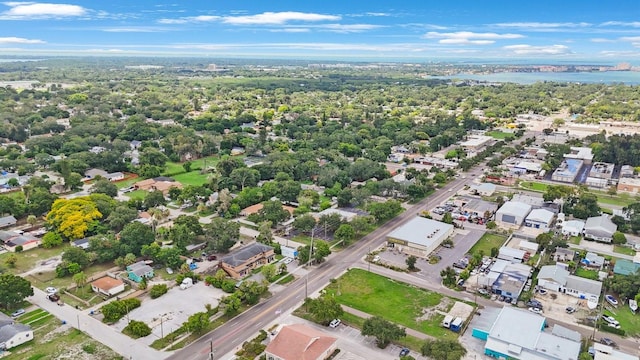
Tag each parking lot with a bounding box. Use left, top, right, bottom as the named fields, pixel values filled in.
left=375, top=228, right=485, bottom=285
left=112, top=282, right=226, bottom=345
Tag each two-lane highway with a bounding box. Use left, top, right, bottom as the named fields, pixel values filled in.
left=169, top=176, right=474, bottom=360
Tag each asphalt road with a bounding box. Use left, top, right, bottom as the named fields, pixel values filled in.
left=168, top=175, right=474, bottom=360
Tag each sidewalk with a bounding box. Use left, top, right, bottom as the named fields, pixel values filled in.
left=341, top=305, right=434, bottom=340
left=29, top=287, right=171, bottom=360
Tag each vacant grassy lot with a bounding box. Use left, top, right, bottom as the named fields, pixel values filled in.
left=0, top=245, right=67, bottom=274
left=339, top=312, right=426, bottom=352
left=4, top=310, right=121, bottom=360
left=125, top=189, right=148, bottom=201
left=574, top=267, right=598, bottom=280
left=520, top=181, right=548, bottom=192
left=172, top=171, right=209, bottom=186
left=614, top=245, right=637, bottom=256
left=324, top=269, right=458, bottom=339
left=163, top=155, right=226, bottom=176
left=486, top=131, right=513, bottom=140
left=604, top=307, right=640, bottom=336
left=468, top=233, right=507, bottom=256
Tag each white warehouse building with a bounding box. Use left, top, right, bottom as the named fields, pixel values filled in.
left=495, top=201, right=532, bottom=228
left=387, top=217, right=454, bottom=258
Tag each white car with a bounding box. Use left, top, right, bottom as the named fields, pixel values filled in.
left=329, top=319, right=341, bottom=328
left=283, top=257, right=293, bottom=264
left=602, top=315, right=619, bottom=326
left=528, top=307, right=543, bottom=315
left=45, top=287, right=58, bottom=294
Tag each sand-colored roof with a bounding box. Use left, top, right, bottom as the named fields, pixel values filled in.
left=265, top=324, right=337, bottom=360
left=91, top=276, right=124, bottom=291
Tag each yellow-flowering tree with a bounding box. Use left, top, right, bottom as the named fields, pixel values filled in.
left=46, top=197, right=102, bottom=240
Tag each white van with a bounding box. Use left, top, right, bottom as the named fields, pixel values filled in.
left=442, top=315, right=453, bottom=328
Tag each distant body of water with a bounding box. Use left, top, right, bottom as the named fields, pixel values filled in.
left=433, top=71, right=640, bottom=85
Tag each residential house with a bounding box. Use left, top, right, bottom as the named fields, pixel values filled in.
left=617, top=177, right=640, bottom=194
left=4, top=234, right=42, bottom=252
left=582, top=252, right=605, bottom=269
left=129, top=140, right=142, bottom=150
left=472, top=307, right=581, bottom=360
left=71, top=238, right=90, bottom=250
left=0, top=313, right=33, bottom=350
left=265, top=324, right=337, bottom=360
left=470, top=183, right=496, bottom=196
left=220, top=243, right=275, bottom=279
left=561, top=219, right=585, bottom=237
left=240, top=203, right=296, bottom=217
left=497, top=247, right=527, bottom=263
left=584, top=215, right=617, bottom=243
left=84, top=169, right=125, bottom=182
left=593, top=342, right=639, bottom=360
left=537, top=264, right=602, bottom=303
left=0, top=215, right=17, bottom=228
left=133, top=177, right=182, bottom=195
left=91, top=277, right=125, bottom=297
left=126, top=261, right=154, bottom=283
left=553, top=248, right=575, bottom=262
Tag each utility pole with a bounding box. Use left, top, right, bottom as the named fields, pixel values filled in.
left=160, top=316, right=164, bottom=339
left=368, top=246, right=371, bottom=272
left=209, top=339, right=215, bottom=359
left=307, top=228, right=315, bottom=267
left=77, top=314, right=80, bottom=330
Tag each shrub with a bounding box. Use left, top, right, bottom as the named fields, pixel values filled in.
left=14, top=245, right=23, bottom=252
left=150, top=284, right=168, bottom=299
left=124, top=320, right=152, bottom=338
left=102, top=298, right=141, bottom=323
left=82, top=342, right=97, bottom=354
left=221, top=279, right=237, bottom=293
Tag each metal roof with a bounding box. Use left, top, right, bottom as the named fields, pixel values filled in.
left=386, top=217, right=453, bottom=247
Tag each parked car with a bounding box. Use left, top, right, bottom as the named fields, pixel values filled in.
left=206, top=254, right=217, bottom=261
left=526, top=300, right=543, bottom=309
left=11, top=309, right=25, bottom=318
left=283, top=257, right=293, bottom=264
left=537, top=289, right=548, bottom=295
left=191, top=257, right=203, bottom=263
left=399, top=348, right=410, bottom=356
left=329, top=319, right=341, bottom=328
left=47, top=293, right=60, bottom=302
left=528, top=307, right=543, bottom=315
left=600, top=338, right=617, bottom=347
left=605, top=295, right=618, bottom=306
left=565, top=306, right=576, bottom=314
left=478, top=289, right=489, bottom=295
left=45, top=287, right=58, bottom=294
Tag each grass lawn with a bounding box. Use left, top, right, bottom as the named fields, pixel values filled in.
left=3, top=311, right=120, bottom=360
left=520, top=181, right=548, bottom=192
left=0, top=245, right=68, bottom=274
left=468, top=233, right=507, bottom=256
left=574, top=267, right=598, bottom=280
left=570, top=236, right=582, bottom=245
left=604, top=307, right=640, bottom=336
left=339, top=312, right=426, bottom=352
left=614, top=245, right=637, bottom=256
left=486, top=131, right=513, bottom=140
left=163, top=155, right=226, bottom=176
left=115, top=177, right=139, bottom=189
left=172, top=171, right=210, bottom=186
left=125, top=189, right=148, bottom=201
left=325, top=268, right=458, bottom=339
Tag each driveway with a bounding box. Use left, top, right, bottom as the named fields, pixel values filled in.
left=113, top=282, right=225, bottom=346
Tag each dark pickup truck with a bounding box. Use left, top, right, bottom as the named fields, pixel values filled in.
left=47, top=293, right=60, bottom=302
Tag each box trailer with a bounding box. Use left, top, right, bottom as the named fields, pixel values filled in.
left=450, top=317, right=463, bottom=332
left=442, top=315, right=454, bottom=328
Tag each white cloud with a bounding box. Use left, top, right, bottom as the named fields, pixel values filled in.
left=1, top=2, right=86, bottom=19
left=600, top=21, right=640, bottom=27
left=0, top=36, right=44, bottom=44
left=600, top=50, right=640, bottom=57
left=423, top=31, right=523, bottom=45
left=269, top=28, right=310, bottom=33
left=494, top=22, right=590, bottom=29
left=158, top=15, right=220, bottom=24
left=102, top=27, right=167, bottom=33
left=365, top=12, right=390, bottom=17
left=222, top=11, right=340, bottom=25
left=317, top=23, right=383, bottom=33
left=503, top=44, right=571, bottom=55
left=591, top=38, right=615, bottom=43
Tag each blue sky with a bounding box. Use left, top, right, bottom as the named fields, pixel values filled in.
left=0, top=1, right=639, bottom=61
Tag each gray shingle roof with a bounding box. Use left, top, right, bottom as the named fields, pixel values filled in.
left=584, top=215, right=617, bottom=236
left=0, top=322, right=31, bottom=343
left=221, top=243, right=274, bottom=267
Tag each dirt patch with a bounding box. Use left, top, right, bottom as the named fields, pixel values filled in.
left=416, top=297, right=452, bottom=322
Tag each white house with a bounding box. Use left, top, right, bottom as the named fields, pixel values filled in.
left=537, top=264, right=602, bottom=302
left=584, top=215, right=617, bottom=243
left=524, top=208, right=555, bottom=230
left=561, top=219, right=585, bottom=237
left=91, top=277, right=125, bottom=297
left=0, top=313, right=33, bottom=350
left=497, top=247, right=527, bottom=263
left=495, top=201, right=532, bottom=228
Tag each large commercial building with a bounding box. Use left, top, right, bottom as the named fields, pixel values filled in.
left=386, top=217, right=454, bottom=258
left=552, top=159, right=584, bottom=183
left=524, top=208, right=555, bottom=230
left=472, top=307, right=581, bottom=360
